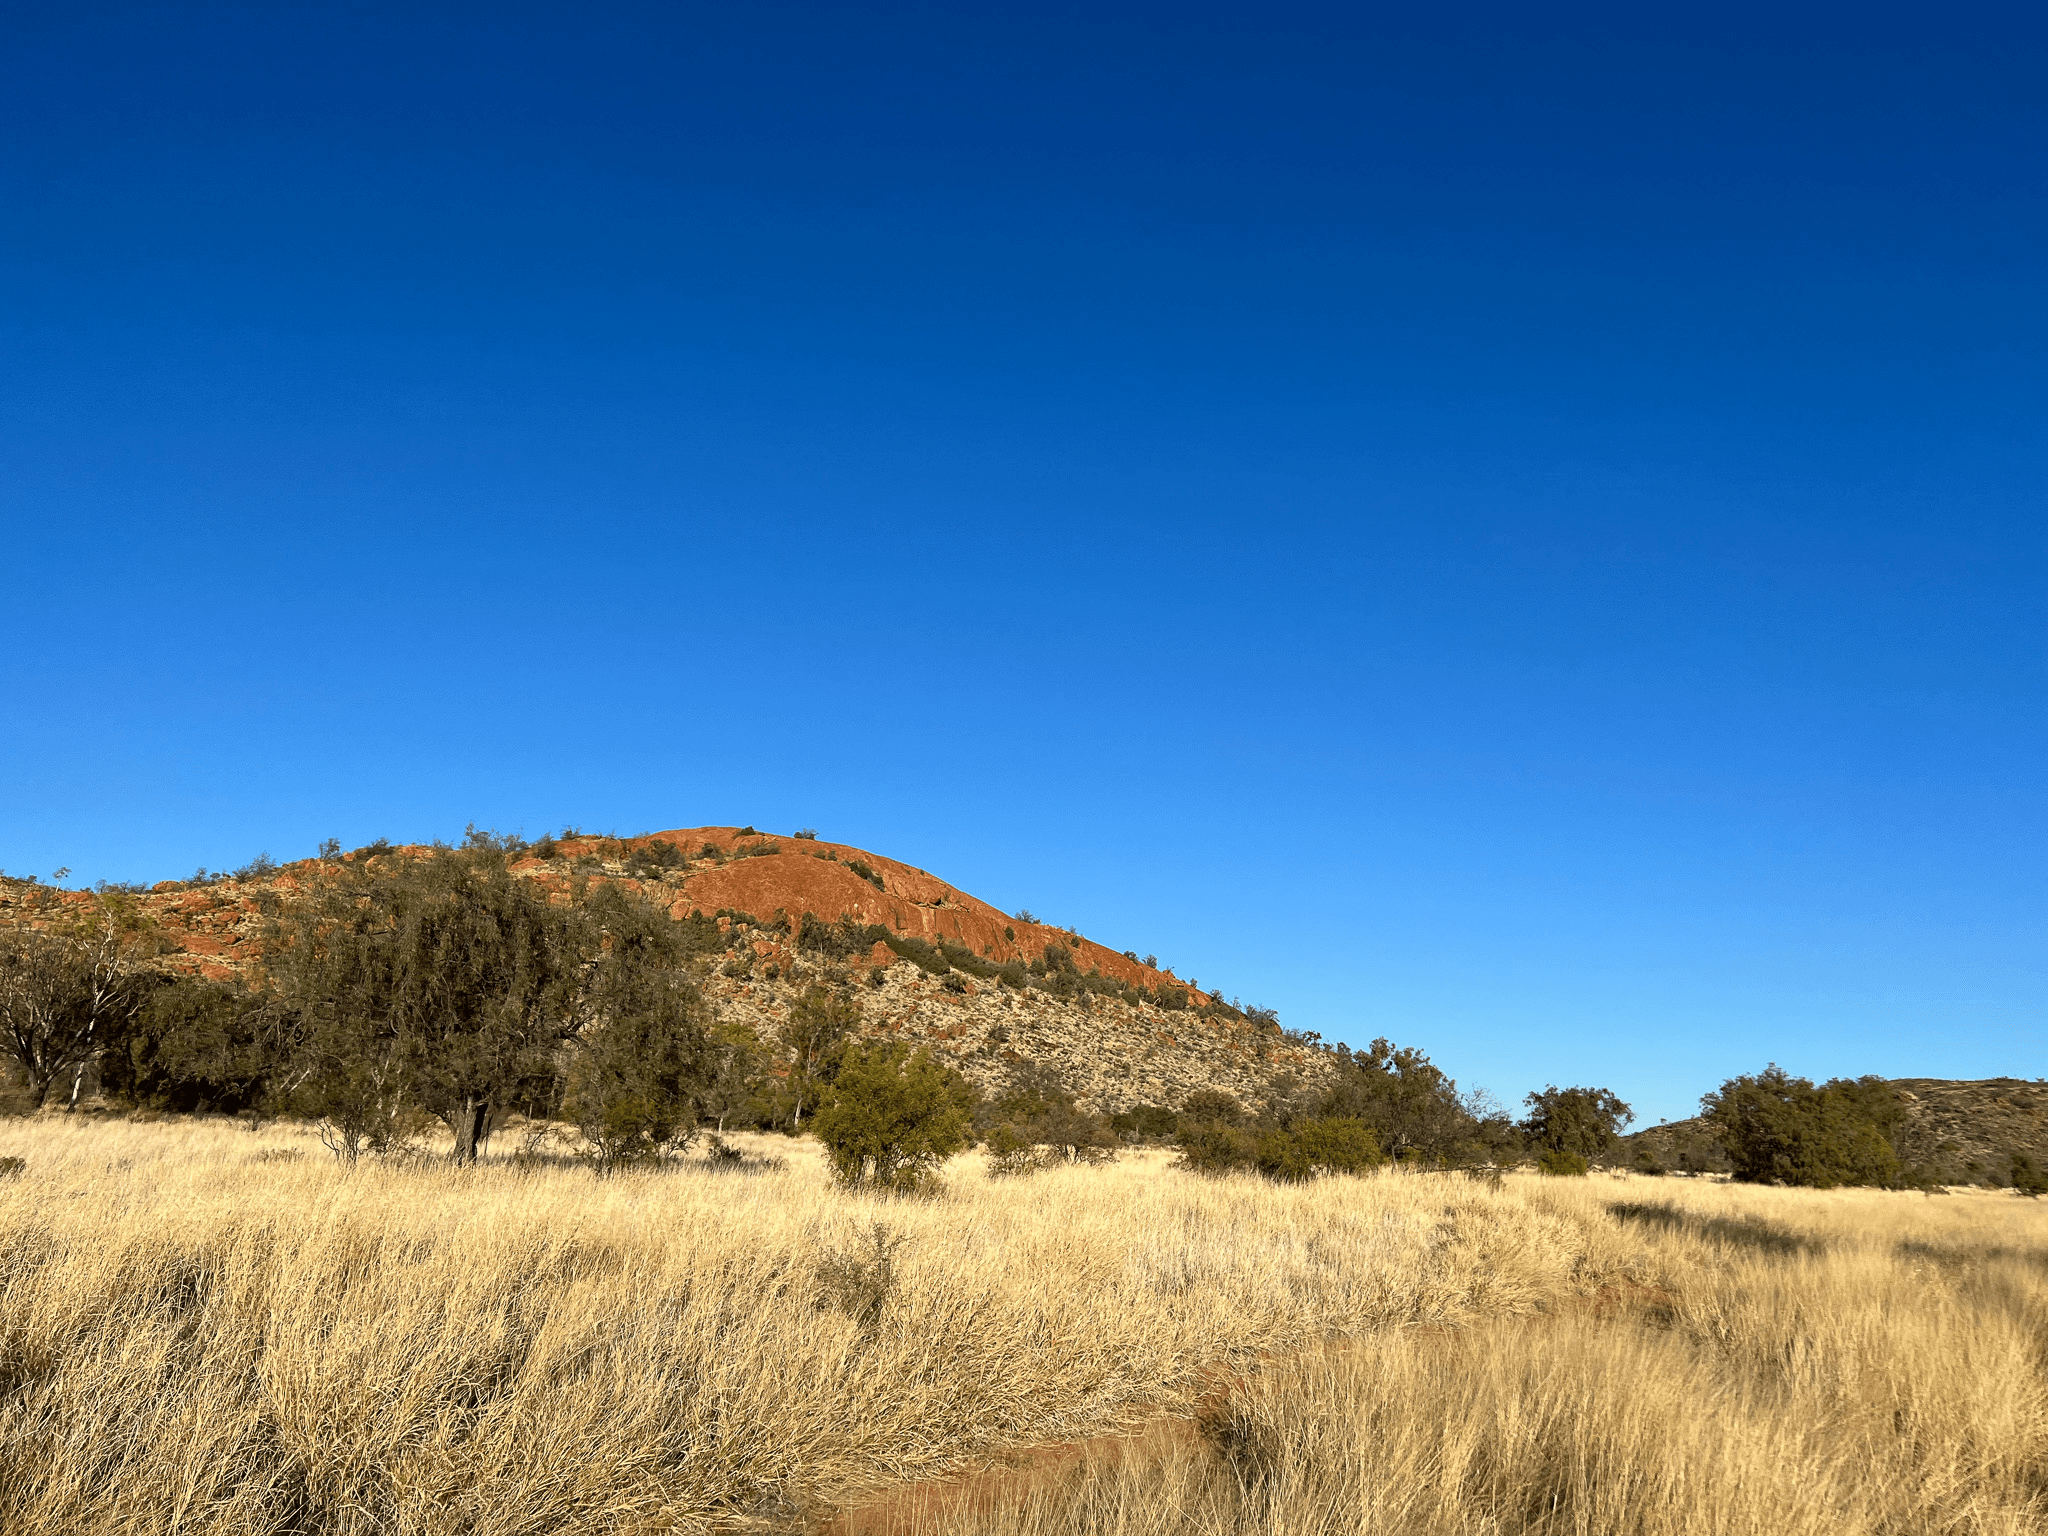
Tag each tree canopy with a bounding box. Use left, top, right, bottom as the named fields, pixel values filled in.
left=1702, top=1066, right=1906, bottom=1188
left=1520, top=1085, right=1633, bottom=1164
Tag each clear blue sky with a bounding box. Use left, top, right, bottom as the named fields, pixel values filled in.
left=4, top=3, right=2042, bottom=1123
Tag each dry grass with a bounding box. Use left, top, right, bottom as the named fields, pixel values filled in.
left=0, top=1117, right=1597, bottom=1535
left=1, top=1120, right=2041, bottom=1535
left=927, top=1177, right=2048, bottom=1536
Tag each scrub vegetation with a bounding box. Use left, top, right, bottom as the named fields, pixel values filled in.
left=1, top=839, right=2045, bottom=1533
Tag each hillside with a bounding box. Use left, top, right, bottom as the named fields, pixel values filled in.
left=1627, top=1077, right=2048, bottom=1186
left=0, top=826, right=1331, bottom=1117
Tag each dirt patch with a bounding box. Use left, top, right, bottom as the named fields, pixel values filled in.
left=813, top=1416, right=1204, bottom=1536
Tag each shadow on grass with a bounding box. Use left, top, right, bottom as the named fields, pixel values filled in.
left=1608, top=1201, right=1828, bottom=1257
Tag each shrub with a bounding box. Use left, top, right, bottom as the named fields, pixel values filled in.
left=111, top=975, right=272, bottom=1115
left=794, top=828, right=818, bottom=840
left=1175, top=1120, right=1257, bottom=1175
left=625, top=839, right=689, bottom=876
left=1538, top=1149, right=1590, bottom=1177
left=2014, top=1153, right=2048, bottom=1198
left=1015, top=909, right=1036, bottom=924
left=1253, top=1117, right=1384, bottom=1182
left=1180, top=1088, right=1245, bottom=1125
left=794, top=915, right=869, bottom=961
left=847, top=861, right=886, bottom=891
left=983, top=1123, right=1049, bottom=1178
left=814, top=1223, right=908, bottom=1331
left=232, top=853, right=280, bottom=882
left=563, top=940, right=713, bottom=1174
left=1316, top=1037, right=1503, bottom=1167
left=977, top=1074, right=1114, bottom=1165
left=812, top=1043, right=975, bottom=1193
left=576, top=1093, right=686, bottom=1175
left=1110, top=1104, right=1180, bottom=1142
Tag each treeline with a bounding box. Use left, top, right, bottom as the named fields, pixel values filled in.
left=0, top=839, right=764, bottom=1167
left=1694, top=1065, right=2048, bottom=1192
left=1, top=844, right=2035, bottom=1193
left=1103, top=1061, right=1634, bottom=1183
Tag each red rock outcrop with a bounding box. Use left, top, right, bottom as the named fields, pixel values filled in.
left=0, top=826, right=1304, bottom=1114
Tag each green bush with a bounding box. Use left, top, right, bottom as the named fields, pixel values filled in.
left=1537, top=1149, right=1590, bottom=1177
left=1703, top=1066, right=1905, bottom=1188
left=812, top=1043, right=975, bottom=1193
left=624, top=839, right=689, bottom=877
left=1252, top=1117, right=1384, bottom=1182
left=1315, top=1037, right=1505, bottom=1167
left=1174, top=1120, right=1257, bottom=1175
left=983, top=1122, right=1052, bottom=1178
left=1521, top=1085, right=1633, bottom=1165
left=2013, top=1153, right=2048, bottom=1198
left=1110, top=1104, right=1180, bottom=1142
left=1179, top=1088, right=1245, bottom=1125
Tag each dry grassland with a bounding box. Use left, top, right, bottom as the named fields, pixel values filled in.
left=0, top=1118, right=2041, bottom=1535
left=929, top=1179, right=2048, bottom=1536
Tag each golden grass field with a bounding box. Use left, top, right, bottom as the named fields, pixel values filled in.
left=0, top=1116, right=2041, bottom=1535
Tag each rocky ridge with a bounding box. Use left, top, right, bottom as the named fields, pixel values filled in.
left=0, top=826, right=1331, bottom=1116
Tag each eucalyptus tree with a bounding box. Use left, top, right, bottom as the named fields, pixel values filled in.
left=265, top=838, right=716, bottom=1162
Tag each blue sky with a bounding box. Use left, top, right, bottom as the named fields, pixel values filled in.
left=3, top=3, right=2042, bottom=1123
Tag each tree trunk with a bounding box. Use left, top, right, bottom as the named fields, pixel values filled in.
left=450, top=1096, right=490, bottom=1163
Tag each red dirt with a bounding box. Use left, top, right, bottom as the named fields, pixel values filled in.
left=814, top=1417, right=1204, bottom=1536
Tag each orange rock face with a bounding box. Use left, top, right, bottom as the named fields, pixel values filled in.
left=1, top=825, right=1207, bottom=1000
left=643, top=828, right=1208, bottom=1002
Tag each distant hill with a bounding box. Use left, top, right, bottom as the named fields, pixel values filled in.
left=1626, top=1077, right=2048, bottom=1186
left=0, top=826, right=1329, bottom=1117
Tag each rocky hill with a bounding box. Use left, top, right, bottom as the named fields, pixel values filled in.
left=0, top=827, right=1330, bottom=1117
